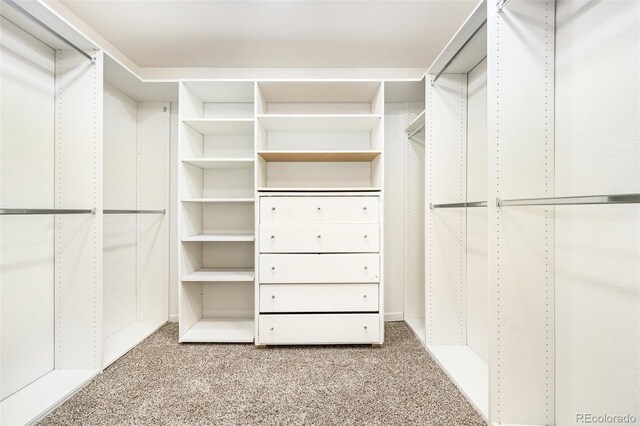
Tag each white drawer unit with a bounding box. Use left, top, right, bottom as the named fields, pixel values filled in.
left=259, top=254, right=379, bottom=283
left=260, top=196, right=379, bottom=224
left=257, top=193, right=383, bottom=346
left=260, top=284, right=379, bottom=313
left=259, top=223, right=379, bottom=253
left=258, top=314, right=381, bottom=345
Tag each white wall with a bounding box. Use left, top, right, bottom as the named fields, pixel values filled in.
left=555, top=0, right=640, bottom=422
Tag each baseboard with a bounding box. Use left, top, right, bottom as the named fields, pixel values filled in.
left=384, top=312, right=403, bottom=322
left=168, top=314, right=178, bottom=323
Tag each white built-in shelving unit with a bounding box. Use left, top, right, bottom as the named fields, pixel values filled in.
left=101, top=55, right=171, bottom=368
left=178, top=81, right=257, bottom=343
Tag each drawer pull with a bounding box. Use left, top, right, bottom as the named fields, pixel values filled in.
left=364, top=266, right=368, bottom=270
left=363, top=294, right=368, bottom=298
left=364, top=234, right=368, bottom=239
left=317, top=207, right=321, bottom=211
left=363, top=325, right=368, bottom=330
left=271, top=295, right=276, bottom=300
left=271, top=207, right=276, bottom=211
left=271, top=266, right=276, bottom=271
left=270, top=327, right=274, bottom=331
left=270, top=235, right=275, bottom=239
left=363, top=206, right=367, bottom=210
left=317, top=235, right=321, bottom=239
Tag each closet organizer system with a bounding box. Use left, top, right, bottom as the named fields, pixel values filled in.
left=0, top=2, right=172, bottom=424
left=178, top=82, right=385, bottom=344
left=401, top=0, right=640, bottom=424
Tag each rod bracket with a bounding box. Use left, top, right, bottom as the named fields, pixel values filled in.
left=496, top=198, right=503, bottom=208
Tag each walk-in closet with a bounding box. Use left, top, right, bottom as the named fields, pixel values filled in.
left=1, top=0, right=638, bottom=424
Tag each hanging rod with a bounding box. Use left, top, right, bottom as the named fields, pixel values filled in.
left=497, top=0, right=510, bottom=12
left=0, top=208, right=96, bottom=215
left=104, top=209, right=166, bottom=214
left=1, top=0, right=94, bottom=63
left=431, top=19, right=487, bottom=86
left=430, top=201, right=487, bottom=209
left=407, top=125, right=425, bottom=140
left=496, top=193, right=640, bottom=207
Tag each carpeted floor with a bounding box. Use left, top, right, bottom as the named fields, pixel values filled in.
left=39, top=322, right=485, bottom=425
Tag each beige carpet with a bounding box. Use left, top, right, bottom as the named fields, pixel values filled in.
left=39, top=322, right=485, bottom=425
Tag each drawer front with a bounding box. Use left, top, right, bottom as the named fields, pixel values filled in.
left=260, top=196, right=379, bottom=223
left=260, top=224, right=379, bottom=253
left=258, top=314, right=380, bottom=344
left=349, top=197, right=380, bottom=223
left=260, top=284, right=379, bottom=313
left=259, top=254, right=379, bottom=283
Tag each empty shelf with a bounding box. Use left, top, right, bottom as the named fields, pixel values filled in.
left=182, top=158, right=254, bottom=169
left=257, top=114, right=381, bottom=132
left=102, top=320, right=166, bottom=368
left=182, top=234, right=255, bottom=242
left=427, top=345, right=489, bottom=420
left=180, top=319, right=255, bottom=343
left=405, top=110, right=425, bottom=134
left=183, top=118, right=254, bottom=135
left=182, top=268, right=255, bottom=282
left=257, top=150, right=381, bottom=162
left=258, top=187, right=381, bottom=192
left=182, top=198, right=255, bottom=203
left=0, top=369, right=99, bottom=426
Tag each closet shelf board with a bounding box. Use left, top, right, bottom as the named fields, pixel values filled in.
left=182, top=158, right=255, bottom=169
left=180, top=319, right=255, bottom=343
left=257, top=114, right=381, bottom=132
left=257, top=150, right=381, bottom=162
left=182, top=198, right=255, bottom=203
left=257, top=187, right=382, bottom=192
left=183, top=118, right=254, bottom=136
left=182, top=268, right=255, bottom=282
left=181, top=234, right=255, bottom=242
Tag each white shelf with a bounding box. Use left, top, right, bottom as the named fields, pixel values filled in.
left=180, top=319, right=255, bottom=343
left=257, top=150, right=381, bottom=162
left=182, top=158, right=254, bottom=169
left=182, top=234, right=255, bottom=242
left=182, top=268, right=255, bottom=282
left=258, top=187, right=381, bottom=192
left=102, top=320, right=166, bottom=368
left=183, top=118, right=254, bottom=135
left=0, top=369, right=99, bottom=426
left=426, top=345, right=489, bottom=420
left=182, top=198, right=255, bottom=203
left=257, top=114, right=381, bottom=132
left=405, top=318, right=426, bottom=346
left=405, top=110, right=425, bottom=134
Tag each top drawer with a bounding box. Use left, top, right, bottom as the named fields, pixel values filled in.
left=260, top=196, right=379, bottom=224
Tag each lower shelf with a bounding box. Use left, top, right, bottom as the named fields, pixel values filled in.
left=102, top=320, right=166, bottom=368
left=405, top=318, right=426, bottom=346
left=426, top=345, right=489, bottom=420
left=0, top=369, right=99, bottom=426
left=182, top=268, right=255, bottom=282
left=180, top=319, right=255, bottom=343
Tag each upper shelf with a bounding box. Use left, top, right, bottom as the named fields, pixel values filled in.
left=183, top=118, right=254, bottom=136
left=257, top=114, right=381, bottom=132
left=257, top=150, right=381, bottom=162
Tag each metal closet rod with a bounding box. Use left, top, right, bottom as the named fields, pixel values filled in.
left=104, top=209, right=166, bottom=214
left=407, top=126, right=425, bottom=140
left=430, top=19, right=487, bottom=87
left=430, top=201, right=487, bottom=209
left=497, top=0, right=511, bottom=12
left=0, top=208, right=96, bottom=215
left=2, top=0, right=94, bottom=63
left=497, top=193, right=640, bottom=207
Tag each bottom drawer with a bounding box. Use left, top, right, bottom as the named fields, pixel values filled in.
left=258, top=313, right=381, bottom=345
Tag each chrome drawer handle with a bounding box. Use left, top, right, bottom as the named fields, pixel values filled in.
left=363, top=326, right=368, bottom=330
left=271, top=295, right=276, bottom=300
left=271, top=207, right=276, bottom=211
left=270, top=235, right=275, bottom=239
left=363, top=206, right=367, bottom=210
left=364, top=235, right=368, bottom=239
left=271, top=266, right=275, bottom=271
left=317, top=235, right=321, bottom=239
left=270, top=327, right=274, bottom=331
left=363, top=294, right=367, bottom=298
left=364, top=266, right=368, bottom=270
left=317, top=207, right=321, bottom=211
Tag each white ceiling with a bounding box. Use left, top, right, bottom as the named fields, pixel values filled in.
left=59, top=0, right=478, bottom=69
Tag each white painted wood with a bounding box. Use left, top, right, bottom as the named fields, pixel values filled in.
left=466, top=58, right=488, bottom=363
left=182, top=234, right=255, bottom=242
left=264, top=162, right=374, bottom=190
left=427, top=345, right=489, bottom=420
left=184, top=118, right=254, bottom=136
left=182, top=268, right=255, bottom=282
left=259, top=224, right=379, bottom=253
left=0, top=19, right=56, bottom=401
left=182, top=198, right=255, bottom=203
left=488, top=0, right=555, bottom=423
left=405, top=319, right=426, bottom=346
left=0, top=370, right=99, bottom=426
left=258, top=314, right=380, bottom=345
left=259, top=284, right=379, bottom=313
left=258, top=82, right=382, bottom=106
left=180, top=319, right=254, bottom=343
left=102, top=320, right=166, bottom=368
left=555, top=0, right=640, bottom=422
left=260, top=196, right=379, bottom=224
left=258, top=114, right=381, bottom=132
left=258, top=187, right=381, bottom=192
left=259, top=254, right=379, bottom=283
left=182, top=158, right=254, bottom=169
